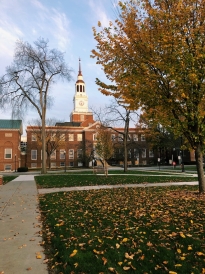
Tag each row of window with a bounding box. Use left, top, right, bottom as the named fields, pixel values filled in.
left=31, top=133, right=146, bottom=143
left=31, top=133, right=83, bottom=142
left=115, top=148, right=154, bottom=158
left=31, top=149, right=83, bottom=160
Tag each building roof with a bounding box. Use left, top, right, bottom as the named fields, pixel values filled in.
left=0, top=119, right=23, bottom=133
left=55, top=122, right=81, bottom=127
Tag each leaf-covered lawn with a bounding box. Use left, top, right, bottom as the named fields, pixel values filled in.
left=39, top=186, right=205, bottom=273
left=2, top=175, right=18, bottom=184
left=35, top=174, right=196, bottom=188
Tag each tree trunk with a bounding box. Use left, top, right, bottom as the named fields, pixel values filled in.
left=41, top=107, right=47, bottom=174
left=123, top=113, right=130, bottom=173
left=195, top=145, right=205, bottom=193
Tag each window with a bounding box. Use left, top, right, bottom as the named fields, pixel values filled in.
left=51, top=133, right=56, bottom=141
left=68, top=134, right=74, bottom=141
left=77, top=134, right=82, bottom=141
left=134, top=149, right=139, bottom=158
left=4, top=164, right=11, bottom=171
left=69, top=162, right=74, bottom=167
left=111, top=134, right=115, bottom=141
left=5, top=148, right=12, bottom=159
left=149, top=150, right=154, bottom=157
left=93, top=134, right=97, bottom=141
left=31, top=150, right=37, bottom=160
left=69, top=149, right=74, bottom=159
left=51, top=162, right=56, bottom=168
left=118, top=134, right=123, bottom=141
left=31, top=163, right=37, bottom=168
left=141, top=134, right=146, bottom=141
left=77, top=149, right=83, bottom=159
left=60, top=149, right=65, bottom=159
left=128, top=134, right=131, bottom=141
left=60, top=162, right=65, bottom=167
left=142, top=148, right=146, bottom=158
left=128, top=149, right=131, bottom=158
left=5, top=133, right=12, bottom=137
left=78, top=161, right=83, bottom=167
left=60, top=134, right=65, bottom=141
left=50, top=150, right=56, bottom=159
left=133, top=134, right=138, bottom=141
left=31, top=134, right=37, bottom=141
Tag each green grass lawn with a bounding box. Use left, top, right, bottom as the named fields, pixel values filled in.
left=39, top=185, right=205, bottom=274
left=2, top=175, right=18, bottom=184
left=35, top=172, right=196, bottom=189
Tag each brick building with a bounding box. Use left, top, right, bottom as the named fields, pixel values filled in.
left=24, top=59, right=157, bottom=169
left=0, top=120, right=23, bottom=171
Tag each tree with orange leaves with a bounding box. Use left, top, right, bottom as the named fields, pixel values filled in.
left=91, top=0, right=205, bottom=193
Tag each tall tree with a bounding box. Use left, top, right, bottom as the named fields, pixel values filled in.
left=95, top=126, right=114, bottom=176
left=92, top=99, right=139, bottom=172
left=92, top=0, right=205, bottom=193
left=0, top=38, right=72, bottom=173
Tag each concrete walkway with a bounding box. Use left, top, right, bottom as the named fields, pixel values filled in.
left=0, top=175, right=47, bottom=274
left=0, top=173, right=199, bottom=274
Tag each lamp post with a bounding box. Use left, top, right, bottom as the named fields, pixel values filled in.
left=64, top=151, right=66, bottom=173
left=15, top=154, right=16, bottom=172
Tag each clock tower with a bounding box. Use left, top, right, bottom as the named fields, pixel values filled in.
left=70, top=59, right=94, bottom=126
left=73, top=58, right=88, bottom=112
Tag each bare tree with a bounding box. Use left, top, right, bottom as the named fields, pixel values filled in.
left=28, top=118, right=67, bottom=169
left=92, top=99, right=139, bottom=172
left=0, top=38, right=72, bottom=174
left=95, top=126, right=114, bottom=176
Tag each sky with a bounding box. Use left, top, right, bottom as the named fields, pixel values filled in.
left=0, top=0, right=120, bottom=135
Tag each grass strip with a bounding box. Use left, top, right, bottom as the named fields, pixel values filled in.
left=39, top=185, right=205, bottom=273
left=35, top=174, right=196, bottom=189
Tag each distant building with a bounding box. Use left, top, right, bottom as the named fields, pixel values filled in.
left=0, top=60, right=194, bottom=171
left=0, top=119, right=23, bottom=171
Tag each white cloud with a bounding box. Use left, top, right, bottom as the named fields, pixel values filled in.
left=88, top=0, right=111, bottom=27
left=50, top=9, right=71, bottom=52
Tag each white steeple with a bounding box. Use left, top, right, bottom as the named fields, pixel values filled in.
left=73, top=58, right=88, bottom=112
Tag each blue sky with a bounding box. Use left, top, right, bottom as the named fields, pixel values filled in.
left=0, top=0, right=119, bottom=133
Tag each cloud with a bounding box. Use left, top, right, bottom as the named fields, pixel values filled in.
left=88, top=0, right=111, bottom=27
left=50, top=9, right=71, bottom=52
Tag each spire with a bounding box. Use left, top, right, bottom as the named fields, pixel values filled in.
left=78, top=58, right=82, bottom=76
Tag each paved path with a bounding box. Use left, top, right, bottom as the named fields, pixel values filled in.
left=0, top=173, right=199, bottom=274
left=0, top=175, right=47, bottom=274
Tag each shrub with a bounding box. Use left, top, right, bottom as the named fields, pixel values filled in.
left=17, top=167, right=28, bottom=172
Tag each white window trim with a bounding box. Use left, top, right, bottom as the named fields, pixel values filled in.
left=31, top=150, right=37, bottom=160
left=5, top=148, right=12, bottom=159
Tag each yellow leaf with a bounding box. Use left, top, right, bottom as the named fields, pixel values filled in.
left=116, top=243, right=120, bottom=249
left=108, top=267, right=115, bottom=272
left=118, top=262, right=123, bottom=266
left=122, top=238, right=128, bottom=243
left=98, top=238, right=103, bottom=243
left=36, top=254, right=42, bottom=259
left=163, top=261, right=168, bottom=264
left=196, top=252, right=205, bottom=256
left=93, top=249, right=104, bottom=255
left=180, top=232, right=186, bottom=238
left=123, top=266, right=130, bottom=270
left=70, top=249, right=78, bottom=257
left=188, top=246, right=192, bottom=250
left=169, top=272, right=177, bottom=274
left=125, top=252, right=134, bottom=260
left=74, top=262, right=78, bottom=268
left=190, top=220, right=193, bottom=224
left=102, top=257, right=107, bottom=265
left=180, top=256, right=186, bottom=260
left=177, top=249, right=181, bottom=254
left=175, top=264, right=182, bottom=267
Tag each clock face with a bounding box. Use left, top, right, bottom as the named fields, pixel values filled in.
left=79, top=101, right=84, bottom=106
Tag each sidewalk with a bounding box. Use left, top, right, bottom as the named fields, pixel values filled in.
left=0, top=175, right=47, bottom=274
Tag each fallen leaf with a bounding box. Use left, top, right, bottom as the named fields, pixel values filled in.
left=102, top=257, right=107, bottom=265
left=70, top=250, right=78, bottom=257
left=123, top=266, right=130, bottom=270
